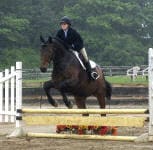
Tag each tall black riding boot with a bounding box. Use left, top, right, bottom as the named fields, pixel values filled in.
left=80, top=48, right=99, bottom=80
left=85, top=61, right=99, bottom=80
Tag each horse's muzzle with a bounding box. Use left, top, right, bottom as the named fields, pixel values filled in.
left=40, top=67, right=47, bottom=72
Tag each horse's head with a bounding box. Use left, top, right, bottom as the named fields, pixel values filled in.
left=40, top=36, right=54, bottom=72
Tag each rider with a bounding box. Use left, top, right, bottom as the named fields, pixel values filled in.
left=56, top=16, right=99, bottom=80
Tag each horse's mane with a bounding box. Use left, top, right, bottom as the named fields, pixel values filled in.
left=53, top=37, right=69, bottom=50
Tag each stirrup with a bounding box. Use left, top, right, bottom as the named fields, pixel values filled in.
left=91, top=72, right=100, bottom=80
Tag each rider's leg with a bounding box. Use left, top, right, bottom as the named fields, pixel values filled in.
left=80, top=48, right=99, bottom=80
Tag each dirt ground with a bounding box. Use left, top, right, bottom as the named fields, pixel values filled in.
left=0, top=136, right=153, bottom=150
left=0, top=104, right=153, bottom=150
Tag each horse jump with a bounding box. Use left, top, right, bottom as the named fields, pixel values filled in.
left=13, top=108, right=148, bottom=142
left=1, top=48, right=153, bottom=142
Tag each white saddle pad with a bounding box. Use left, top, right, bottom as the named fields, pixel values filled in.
left=89, top=60, right=97, bottom=68
left=72, top=51, right=96, bottom=70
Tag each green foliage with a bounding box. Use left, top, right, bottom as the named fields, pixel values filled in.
left=0, top=48, right=39, bottom=69
left=64, top=0, right=152, bottom=65
left=0, top=0, right=153, bottom=68
left=0, top=16, right=29, bottom=43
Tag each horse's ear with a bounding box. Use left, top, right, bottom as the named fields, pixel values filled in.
left=40, top=35, right=45, bottom=43
left=48, top=36, right=52, bottom=43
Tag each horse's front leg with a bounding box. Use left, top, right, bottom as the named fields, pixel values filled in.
left=60, top=91, right=73, bottom=109
left=43, top=80, right=73, bottom=108
left=58, top=78, right=78, bottom=108
left=59, top=78, right=78, bottom=92
left=43, top=80, right=58, bottom=107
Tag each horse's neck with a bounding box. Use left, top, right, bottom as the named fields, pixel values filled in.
left=52, top=47, right=73, bottom=71
left=53, top=47, right=66, bottom=61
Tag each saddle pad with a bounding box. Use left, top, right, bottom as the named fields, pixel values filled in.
left=72, top=51, right=96, bottom=70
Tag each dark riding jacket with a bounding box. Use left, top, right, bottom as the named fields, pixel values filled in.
left=56, top=27, right=84, bottom=52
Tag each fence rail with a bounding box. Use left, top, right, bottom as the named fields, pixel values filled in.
left=22, top=65, right=148, bottom=80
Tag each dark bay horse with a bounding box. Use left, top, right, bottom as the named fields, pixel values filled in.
left=40, top=36, right=112, bottom=112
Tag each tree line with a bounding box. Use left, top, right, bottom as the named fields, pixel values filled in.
left=0, top=0, right=153, bottom=69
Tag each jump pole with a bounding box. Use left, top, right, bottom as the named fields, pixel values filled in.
left=22, top=108, right=149, bottom=114
left=148, top=48, right=153, bottom=141
left=27, top=133, right=138, bottom=142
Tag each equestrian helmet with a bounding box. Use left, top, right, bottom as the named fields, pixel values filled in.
left=60, top=16, right=71, bottom=25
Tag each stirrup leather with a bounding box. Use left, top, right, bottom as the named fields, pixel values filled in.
left=91, top=72, right=100, bottom=80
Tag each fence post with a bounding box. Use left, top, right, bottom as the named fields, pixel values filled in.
left=11, top=66, right=15, bottom=122
left=15, top=62, right=22, bottom=128
left=4, top=69, right=9, bottom=122
left=7, top=62, right=25, bottom=138
left=0, top=72, right=3, bottom=122
left=148, top=48, right=153, bottom=140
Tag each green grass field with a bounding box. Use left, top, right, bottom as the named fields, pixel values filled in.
left=23, top=75, right=148, bottom=87
left=105, top=75, right=148, bottom=86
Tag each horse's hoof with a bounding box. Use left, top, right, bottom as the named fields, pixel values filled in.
left=67, top=101, right=73, bottom=109
left=53, top=102, right=58, bottom=107
left=51, top=100, right=58, bottom=107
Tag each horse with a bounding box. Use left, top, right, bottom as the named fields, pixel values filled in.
left=40, top=36, right=112, bottom=114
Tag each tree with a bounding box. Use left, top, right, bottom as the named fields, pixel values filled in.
left=63, top=0, right=152, bottom=65
left=0, top=0, right=153, bottom=68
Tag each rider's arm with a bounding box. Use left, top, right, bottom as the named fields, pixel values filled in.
left=72, top=29, right=84, bottom=52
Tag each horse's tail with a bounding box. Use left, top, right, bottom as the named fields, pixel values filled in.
left=105, top=80, right=112, bottom=101
left=101, top=68, right=112, bottom=101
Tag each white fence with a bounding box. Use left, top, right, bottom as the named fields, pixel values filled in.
left=142, top=67, right=148, bottom=77
left=0, top=62, right=22, bottom=127
left=126, top=66, right=149, bottom=80
left=127, top=66, right=140, bottom=80
left=22, top=66, right=148, bottom=79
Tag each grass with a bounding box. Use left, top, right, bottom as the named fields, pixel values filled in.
left=23, top=79, right=47, bottom=88
left=23, top=75, right=148, bottom=88
left=105, top=75, right=148, bottom=86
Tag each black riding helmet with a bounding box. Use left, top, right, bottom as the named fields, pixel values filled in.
left=60, top=16, right=71, bottom=25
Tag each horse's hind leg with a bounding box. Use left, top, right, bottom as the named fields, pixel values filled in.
left=43, top=80, right=58, bottom=107
left=60, top=92, right=73, bottom=109
left=74, top=96, right=88, bottom=116
left=96, top=94, right=106, bottom=116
